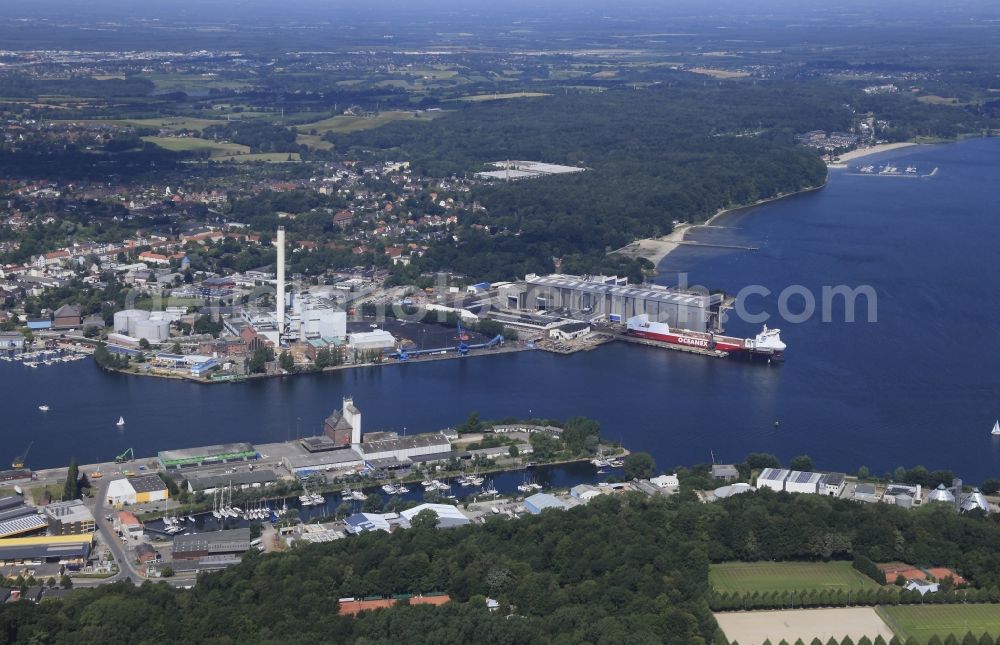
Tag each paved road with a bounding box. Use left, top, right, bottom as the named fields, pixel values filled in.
left=92, top=476, right=144, bottom=585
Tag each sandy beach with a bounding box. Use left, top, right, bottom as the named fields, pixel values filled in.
left=610, top=184, right=826, bottom=267
left=831, top=142, right=918, bottom=163
left=610, top=223, right=693, bottom=266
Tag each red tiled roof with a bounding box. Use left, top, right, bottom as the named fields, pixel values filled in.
left=117, top=511, right=141, bottom=526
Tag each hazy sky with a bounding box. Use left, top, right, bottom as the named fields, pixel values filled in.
left=2, top=0, right=998, bottom=22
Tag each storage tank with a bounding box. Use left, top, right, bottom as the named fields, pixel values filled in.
left=132, top=319, right=170, bottom=343
left=113, top=309, right=150, bottom=335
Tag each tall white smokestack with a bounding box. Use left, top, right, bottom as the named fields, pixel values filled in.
left=276, top=226, right=285, bottom=334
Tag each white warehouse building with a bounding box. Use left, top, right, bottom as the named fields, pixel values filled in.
left=360, top=431, right=451, bottom=462
left=756, top=468, right=790, bottom=492
left=348, top=330, right=396, bottom=353
left=784, top=471, right=824, bottom=494
left=400, top=503, right=471, bottom=529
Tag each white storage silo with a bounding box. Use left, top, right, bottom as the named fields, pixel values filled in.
left=132, top=319, right=170, bottom=343
left=113, top=309, right=150, bottom=335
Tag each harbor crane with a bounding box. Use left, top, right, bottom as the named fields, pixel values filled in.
left=456, top=321, right=470, bottom=356
left=114, top=447, right=135, bottom=464
left=11, top=441, right=33, bottom=469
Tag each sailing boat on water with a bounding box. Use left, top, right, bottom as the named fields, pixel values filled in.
left=992, top=420, right=1000, bottom=436
left=116, top=416, right=125, bottom=427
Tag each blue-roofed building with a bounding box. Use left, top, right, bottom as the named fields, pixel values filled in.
left=190, top=357, right=219, bottom=377
left=524, top=493, right=566, bottom=515
left=467, top=282, right=492, bottom=295
left=756, top=468, right=790, bottom=492
left=107, top=344, right=142, bottom=357
left=26, top=318, right=51, bottom=330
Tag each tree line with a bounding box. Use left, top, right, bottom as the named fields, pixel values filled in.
left=7, top=475, right=1000, bottom=643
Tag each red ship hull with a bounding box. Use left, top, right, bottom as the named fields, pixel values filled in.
left=627, top=328, right=747, bottom=352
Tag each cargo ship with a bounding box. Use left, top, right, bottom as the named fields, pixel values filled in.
left=625, top=314, right=786, bottom=360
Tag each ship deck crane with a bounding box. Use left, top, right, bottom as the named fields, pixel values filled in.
left=11, top=441, right=33, bottom=469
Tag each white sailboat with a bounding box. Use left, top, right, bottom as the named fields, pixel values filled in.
left=992, top=420, right=1000, bottom=436
left=116, top=416, right=125, bottom=427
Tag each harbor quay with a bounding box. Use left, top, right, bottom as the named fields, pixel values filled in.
left=0, top=397, right=638, bottom=586
left=19, top=396, right=629, bottom=518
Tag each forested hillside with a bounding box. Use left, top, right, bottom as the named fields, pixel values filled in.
left=332, top=83, right=838, bottom=280
left=6, top=489, right=1000, bottom=644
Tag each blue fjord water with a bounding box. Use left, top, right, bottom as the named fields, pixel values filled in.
left=2, top=138, right=999, bottom=481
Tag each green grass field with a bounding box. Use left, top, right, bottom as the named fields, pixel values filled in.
left=142, top=136, right=250, bottom=156
left=454, top=91, right=551, bottom=102
left=212, top=152, right=301, bottom=163
left=300, top=110, right=441, bottom=134
left=58, top=117, right=226, bottom=132
left=710, top=562, right=881, bottom=594
left=295, top=133, right=334, bottom=150
left=880, top=605, right=1000, bottom=642
left=138, top=72, right=251, bottom=93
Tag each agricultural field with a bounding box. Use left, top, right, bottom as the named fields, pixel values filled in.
left=455, top=91, right=551, bottom=102
left=710, top=562, right=881, bottom=594
left=137, top=72, right=252, bottom=93
left=879, top=605, right=1000, bottom=642
left=141, top=136, right=250, bottom=157
left=295, top=134, right=334, bottom=150
left=299, top=110, right=442, bottom=135
left=212, top=152, right=301, bottom=163
left=688, top=66, right=750, bottom=79
left=59, top=117, right=226, bottom=132
left=716, top=607, right=895, bottom=645
left=917, top=94, right=963, bottom=105
left=404, top=67, right=461, bottom=80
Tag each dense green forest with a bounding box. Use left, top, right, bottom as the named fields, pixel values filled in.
left=331, top=84, right=833, bottom=280
left=7, top=486, right=1000, bottom=643
left=202, top=122, right=301, bottom=154
left=332, top=81, right=997, bottom=281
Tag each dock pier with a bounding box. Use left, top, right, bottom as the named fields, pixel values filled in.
left=673, top=240, right=758, bottom=252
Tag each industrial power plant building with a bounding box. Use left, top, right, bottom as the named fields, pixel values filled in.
left=500, top=273, right=725, bottom=333
left=290, top=293, right=347, bottom=342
